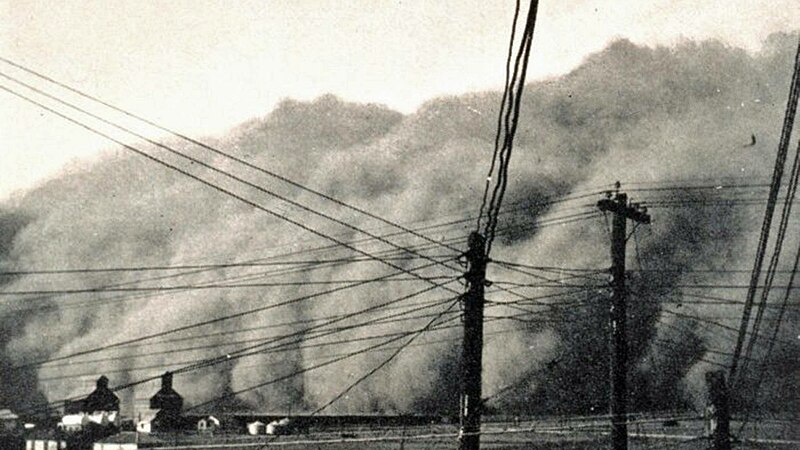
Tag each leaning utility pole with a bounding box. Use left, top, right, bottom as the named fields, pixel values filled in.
left=459, top=232, right=488, bottom=450
left=597, top=190, right=650, bottom=450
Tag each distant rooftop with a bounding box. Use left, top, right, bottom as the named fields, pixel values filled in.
left=0, top=409, right=19, bottom=420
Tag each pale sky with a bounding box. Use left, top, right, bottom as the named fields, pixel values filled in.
left=1, top=0, right=798, bottom=200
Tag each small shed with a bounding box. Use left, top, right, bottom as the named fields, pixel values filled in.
left=0, top=409, right=18, bottom=432
left=87, top=411, right=118, bottom=427
left=135, top=413, right=157, bottom=434
left=196, top=415, right=220, bottom=432
left=247, top=421, right=265, bottom=435
left=266, top=418, right=291, bottom=435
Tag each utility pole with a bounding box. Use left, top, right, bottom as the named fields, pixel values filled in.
left=597, top=190, right=650, bottom=450
left=459, top=232, right=488, bottom=450
left=705, top=371, right=732, bottom=450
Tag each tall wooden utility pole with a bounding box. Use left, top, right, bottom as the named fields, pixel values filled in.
left=597, top=191, right=650, bottom=450
left=706, top=371, right=732, bottom=450
left=459, top=232, right=488, bottom=450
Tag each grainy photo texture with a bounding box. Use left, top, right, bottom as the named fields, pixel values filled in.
left=0, top=1, right=798, bottom=449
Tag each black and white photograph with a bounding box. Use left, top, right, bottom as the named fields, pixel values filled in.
left=1, top=1, right=799, bottom=449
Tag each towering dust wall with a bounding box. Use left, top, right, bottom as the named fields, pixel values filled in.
left=1, top=33, right=799, bottom=416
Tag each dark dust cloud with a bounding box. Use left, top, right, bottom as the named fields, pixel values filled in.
left=1, top=33, right=799, bottom=417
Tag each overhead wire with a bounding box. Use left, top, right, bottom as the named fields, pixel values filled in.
left=13, top=203, right=601, bottom=391
left=3, top=205, right=598, bottom=318
left=737, top=146, right=800, bottom=434
left=42, top=321, right=535, bottom=384
left=38, top=297, right=460, bottom=372
left=19, top=277, right=463, bottom=415
left=0, top=55, right=470, bottom=258
left=0, top=73, right=469, bottom=294
left=739, top=121, right=800, bottom=384
left=729, top=35, right=800, bottom=380
left=31, top=284, right=592, bottom=388
left=38, top=298, right=466, bottom=381
left=11, top=258, right=446, bottom=371
left=477, top=0, right=522, bottom=231
left=310, top=297, right=461, bottom=415
left=483, top=0, right=540, bottom=255
left=0, top=71, right=612, bottom=352
left=183, top=306, right=456, bottom=413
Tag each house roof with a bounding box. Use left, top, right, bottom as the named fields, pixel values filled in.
left=199, top=415, right=220, bottom=425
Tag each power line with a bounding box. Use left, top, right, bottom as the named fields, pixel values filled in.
left=38, top=300, right=465, bottom=380
left=0, top=255, right=450, bottom=277
left=0, top=75, right=467, bottom=295
left=730, top=35, right=800, bottom=380
left=3, top=206, right=598, bottom=316
left=310, top=297, right=461, bottom=414
left=38, top=296, right=460, bottom=371
left=0, top=56, right=466, bottom=258
left=477, top=0, right=523, bottom=231
left=0, top=275, right=455, bottom=297
left=660, top=308, right=798, bottom=349
left=41, top=320, right=525, bottom=383
left=183, top=326, right=427, bottom=413
left=738, top=145, right=800, bottom=434
left=11, top=259, right=446, bottom=371
left=19, top=277, right=462, bottom=415
left=36, top=265, right=507, bottom=356
left=482, top=0, right=540, bottom=256
left=0, top=72, right=600, bottom=331
left=38, top=290, right=572, bottom=383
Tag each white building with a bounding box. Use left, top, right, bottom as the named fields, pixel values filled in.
left=56, top=411, right=118, bottom=432
left=135, top=413, right=157, bottom=434
left=57, top=414, right=89, bottom=432
left=25, top=439, right=66, bottom=450
left=92, top=432, right=163, bottom=450
left=266, top=418, right=292, bottom=435
left=247, top=421, right=265, bottom=435
left=0, top=409, right=18, bottom=432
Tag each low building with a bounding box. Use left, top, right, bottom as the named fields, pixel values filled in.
left=92, top=432, right=163, bottom=450
left=0, top=409, right=18, bottom=432
left=135, top=413, right=157, bottom=434
left=57, top=414, right=89, bottom=433
left=266, top=418, right=292, bottom=435
left=247, top=420, right=265, bottom=435
left=25, top=436, right=66, bottom=450
left=197, top=415, right=220, bottom=432
left=57, top=411, right=118, bottom=433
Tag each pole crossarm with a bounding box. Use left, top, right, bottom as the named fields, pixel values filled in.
left=597, top=190, right=650, bottom=450
left=597, top=196, right=651, bottom=225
